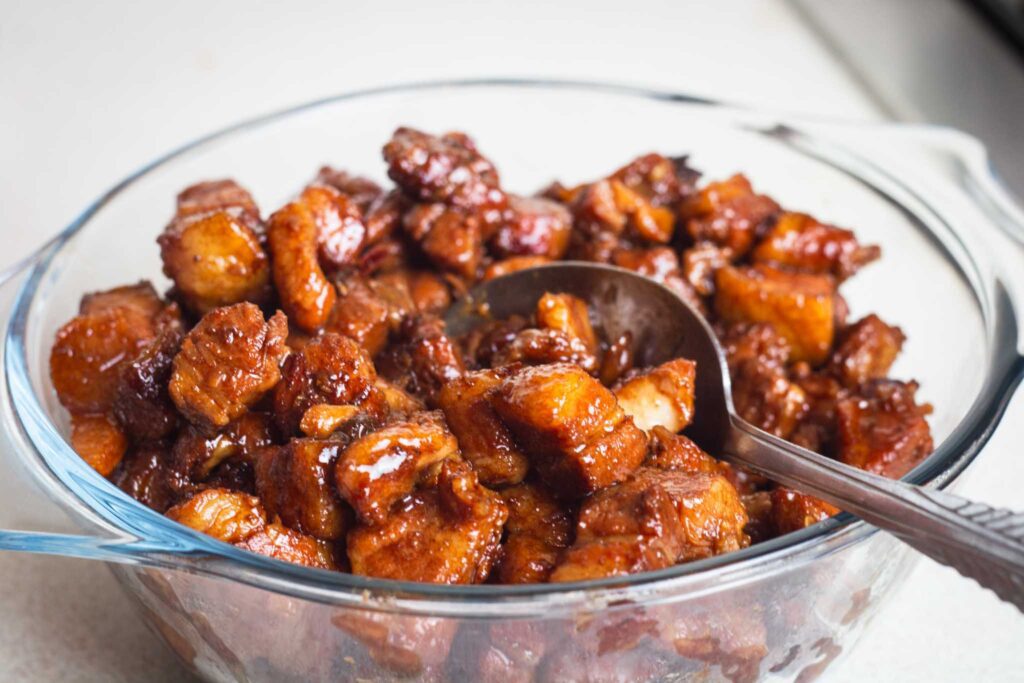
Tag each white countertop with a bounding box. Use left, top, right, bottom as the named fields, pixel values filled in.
left=1, top=1, right=1021, bottom=680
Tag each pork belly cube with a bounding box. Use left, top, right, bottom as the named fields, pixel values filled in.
left=553, top=468, right=748, bottom=582
left=405, top=269, right=452, bottom=314
left=752, top=211, right=880, bottom=281
left=347, top=460, right=508, bottom=584
left=375, top=316, right=466, bottom=406
left=79, top=281, right=165, bottom=318
left=335, top=411, right=459, bottom=526
left=490, top=363, right=647, bottom=497
left=715, top=264, right=836, bottom=365
left=770, top=488, right=839, bottom=534
left=383, top=127, right=506, bottom=216
left=483, top=256, right=551, bottom=282
left=166, top=488, right=267, bottom=544
left=113, top=322, right=183, bottom=443
left=298, top=404, right=363, bottom=439
left=451, top=621, right=551, bottom=683
left=491, top=328, right=599, bottom=374
left=70, top=413, right=128, bottom=476
left=720, top=322, right=808, bottom=439
left=828, top=314, right=906, bottom=388
left=326, top=273, right=392, bottom=356
left=272, top=333, right=384, bottom=437
left=237, top=522, right=337, bottom=569
left=681, top=241, right=735, bottom=297
left=374, top=378, right=426, bottom=416
left=255, top=438, right=350, bottom=541
left=535, top=292, right=598, bottom=353
left=298, top=184, right=367, bottom=271
left=403, top=203, right=485, bottom=279
left=837, top=380, right=933, bottom=479
left=111, top=445, right=188, bottom=512
left=611, top=152, right=700, bottom=207
left=494, top=482, right=574, bottom=584
left=437, top=368, right=529, bottom=487
left=171, top=411, right=274, bottom=482
left=158, top=182, right=272, bottom=316
left=311, top=166, right=383, bottom=212
left=169, top=304, right=288, bottom=432
left=646, top=426, right=724, bottom=476
left=680, top=174, right=780, bottom=256
left=614, top=358, right=696, bottom=433
left=331, top=612, right=458, bottom=680
left=266, top=199, right=338, bottom=333
left=50, top=294, right=162, bottom=413
left=491, top=195, right=572, bottom=259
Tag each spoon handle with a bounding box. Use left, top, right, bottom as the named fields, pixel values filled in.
left=727, top=423, right=1024, bottom=611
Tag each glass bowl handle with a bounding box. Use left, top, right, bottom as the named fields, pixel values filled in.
left=0, top=247, right=190, bottom=568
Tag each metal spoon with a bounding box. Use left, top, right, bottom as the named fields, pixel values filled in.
left=446, top=262, right=1024, bottom=611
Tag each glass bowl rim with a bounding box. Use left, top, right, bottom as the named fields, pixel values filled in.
left=4, top=77, right=1015, bottom=610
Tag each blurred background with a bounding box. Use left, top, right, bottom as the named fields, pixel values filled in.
left=1, top=0, right=1022, bottom=680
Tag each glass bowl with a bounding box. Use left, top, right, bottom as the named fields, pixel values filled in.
left=0, top=80, right=1021, bottom=682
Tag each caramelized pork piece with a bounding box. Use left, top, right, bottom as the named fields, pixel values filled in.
left=614, top=358, right=696, bottom=433
left=375, top=316, right=466, bottom=406
left=535, top=292, right=598, bottom=353
left=165, top=488, right=267, bottom=544
left=572, top=179, right=676, bottom=244
left=495, top=482, right=573, bottom=584
left=599, top=331, right=635, bottom=386
left=266, top=198, right=338, bottom=333
left=490, top=363, right=647, bottom=498
left=158, top=181, right=271, bottom=315
left=403, top=203, right=484, bottom=279
left=437, top=368, right=529, bottom=487
left=482, top=256, right=551, bottom=282
left=752, top=212, right=880, bottom=281
left=459, top=314, right=528, bottom=368
left=256, top=438, right=350, bottom=540
left=299, top=404, right=362, bottom=439
left=237, top=522, right=337, bottom=569
left=405, top=270, right=452, bottom=314
left=491, top=196, right=571, bottom=259
left=169, top=304, right=288, bottom=432
left=113, top=323, right=183, bottom=443
left=827, top=314, right=905, bottom=388
left=383, top=127, right=506, bottom=217
left=50, top=287, right=164, bottom=413
left=715, top=264, right=835, bottom=365
left=174, top=179, right=261, bottom=221
left=720, top=322, right=808, bottom=439
left=70, top=413, right=128, bottom=476
left=113, top=445, right=187, bottom=513
left=326, top=273, right=392, bottom=356
left=681, top=242, right=734, bottom=297
left=362, top=190, right=409, bottom=245
left=374, top=379, right=426, bottom=416
left=297, top=184, right=367, bottom=271
left=170, top=489, right=336, bottom=570
left=611, top=153, right=700, bottom=207
left=551, top=468, right=748, bottom=581
left=171, top=412, right=274, bottom=482
left=79, top=281, right=165, bottom=318
left=491, top=328, right=599, bottom=374
left=680, top=174, right=780, bottom=256
left=837, top=380, right=933, bottom=479
left=611, top=246, right=706, bottom=314
left=646, top=426, right=724, bottom=476
left=312, top=166, right=383, bottom=212
left=347, top=460, right=508, bottom=583
left=452, top=621, right=551, bottom=683
left=335, top=411, right=460, bottom=525
left=660, top=602, right=768, bottom=683
left=272, top=333, right=384, bottom=437
left=790, top=371, right=846, bottom=454
left=771, top=488, right=839, bottom=534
